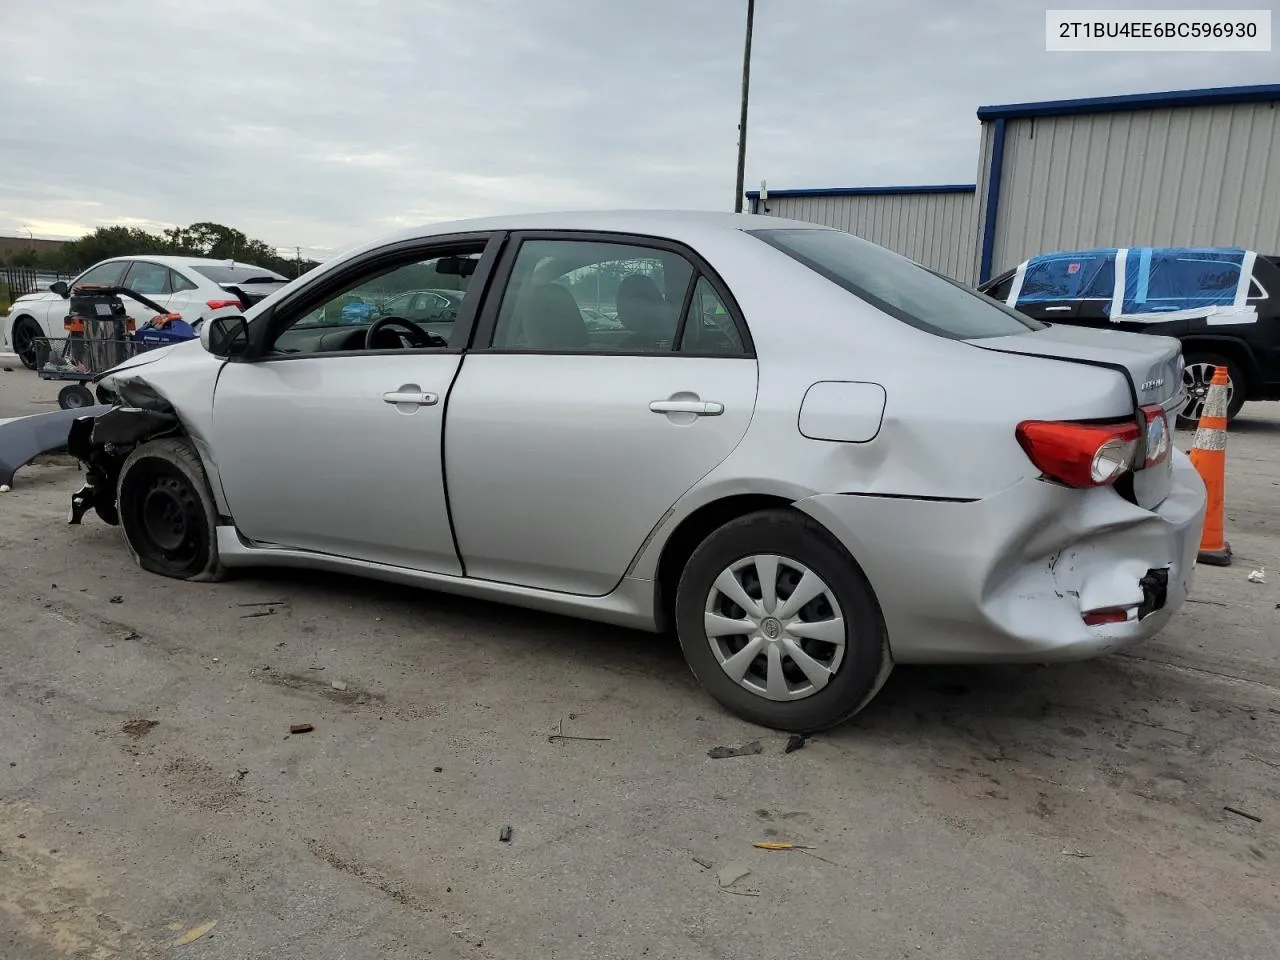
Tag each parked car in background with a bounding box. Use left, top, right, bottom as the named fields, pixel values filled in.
left=68, top=211, right=1203, bottom=732
left=1, top=255, right=287, bottom=369
left=980, top=247, right=1280, bottom=423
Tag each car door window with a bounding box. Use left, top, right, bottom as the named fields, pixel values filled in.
left=122, top=261, right=172, bottom=296
left=678, top=276, right=747, bottom=355
left=490, top=239, right=695, bottom=353
left=74, top=261, right=129, bottom=287
left=170, top=269, right=199, bottom=292
left=268, top=246, right=483, bottom=355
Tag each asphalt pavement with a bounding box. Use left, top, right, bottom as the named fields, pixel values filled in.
left=1, top=364, right=1277, bottom=960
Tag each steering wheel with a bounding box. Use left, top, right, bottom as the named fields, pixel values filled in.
left=364, top=316, right=445, bottom=350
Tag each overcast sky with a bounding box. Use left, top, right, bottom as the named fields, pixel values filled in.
left=1, top=0, right=1276, bottom=258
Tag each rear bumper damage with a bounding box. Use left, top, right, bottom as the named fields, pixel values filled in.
left=797, top=449, right=1208, bottom=664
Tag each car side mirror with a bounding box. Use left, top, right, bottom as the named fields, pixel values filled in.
left=49, top=280, right=69, bottom=298
left=201, top=313, right=250, bottom=359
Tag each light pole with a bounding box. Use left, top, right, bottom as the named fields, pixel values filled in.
left=733, top=0, right=755, bottom=213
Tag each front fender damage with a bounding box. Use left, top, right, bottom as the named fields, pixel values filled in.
left=66, top=376, right=182, bottom=526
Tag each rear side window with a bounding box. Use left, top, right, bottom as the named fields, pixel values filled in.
left=189, top=264, right=285, bottom=284
left=751, top=228, right=1043, bottom=340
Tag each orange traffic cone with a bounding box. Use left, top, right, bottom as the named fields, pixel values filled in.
left=1188, top=365, right=1232, bottom=566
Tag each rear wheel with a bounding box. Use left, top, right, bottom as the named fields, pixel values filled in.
left=1180, top=352, right=1246, bottom=425
left=117, top=438, right=226, bottom=581
left=674, top=509, right=892, bottom=733
left=11, top=316, right=42, bottom=370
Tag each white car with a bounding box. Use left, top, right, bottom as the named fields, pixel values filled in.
left=2, top=255, right=287, bottom=369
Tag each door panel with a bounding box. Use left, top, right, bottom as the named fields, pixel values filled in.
left=212, top=354, right=463, bottom=572
left=445, top=354, right=758, bottom=595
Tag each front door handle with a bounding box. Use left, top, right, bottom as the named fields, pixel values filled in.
left=382, top=390, right=439, bottom=406
left=649, top=399, right=724, bottom=416
left=1043, top=305, right=1073, bottom=312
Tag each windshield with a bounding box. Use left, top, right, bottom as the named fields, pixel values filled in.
left=190, top=264, right=286, bottom=284
left=750, top=228, right=1044, bottom=340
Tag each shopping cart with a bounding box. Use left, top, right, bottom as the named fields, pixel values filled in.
left=33, top=285, right=185, bottom=410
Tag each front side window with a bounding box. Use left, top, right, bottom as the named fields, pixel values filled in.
left=75, top=260, right=129, bottom=288
left=491, top=239, right=694, bottom=353
left=751, top=228, right=1043, bottom=340
left=270, top=246, right=483, bottom=354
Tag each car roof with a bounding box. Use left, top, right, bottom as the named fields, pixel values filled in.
left=97, top=254, right=274, bottom=269
left=341, top=210, right=831, bottom=254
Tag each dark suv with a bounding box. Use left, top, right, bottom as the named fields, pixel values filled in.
left=980, top=247, right=1280, bottom=424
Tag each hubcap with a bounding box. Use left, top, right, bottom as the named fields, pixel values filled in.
left=142, top=478, right=190, bottom=552
left=14, top=320, right=39, bottom=365
left=703, top=554, right=846, bottom=702
left=1180, top=362, right=1233, bottom=423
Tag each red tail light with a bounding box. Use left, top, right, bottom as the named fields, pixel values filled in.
left=206, top=299, right=243, bottom=311
left=1016, top=419, right=1140, bottom=487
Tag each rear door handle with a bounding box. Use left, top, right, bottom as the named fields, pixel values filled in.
left=382, top=390, right=439, bottom=406
left=649, top=399, right=724, bottom=416
left=1043, top=306, right=1073, bottom=312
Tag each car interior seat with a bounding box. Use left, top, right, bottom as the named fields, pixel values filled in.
left=520, top=283, right=589, bottom=351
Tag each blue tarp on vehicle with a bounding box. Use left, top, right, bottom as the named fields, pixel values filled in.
left=1006, top=246, right=1259, bottom=325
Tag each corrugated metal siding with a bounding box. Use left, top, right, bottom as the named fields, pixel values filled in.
left=763, top=191, right=977, bottom=280
left=985, top=101, right=1280, bottom=278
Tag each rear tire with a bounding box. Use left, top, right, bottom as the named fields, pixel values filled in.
left=674, top=508, right=892, bottom=733
left=1180, top=352, right=1246, bottom=425
left=117, top=438, right=226, bottom=582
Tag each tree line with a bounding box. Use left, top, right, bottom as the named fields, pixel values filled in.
left=1, top=221, right=322, bottom=279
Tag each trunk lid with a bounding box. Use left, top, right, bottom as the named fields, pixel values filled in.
left=972, top=323, right=1184, bottom=510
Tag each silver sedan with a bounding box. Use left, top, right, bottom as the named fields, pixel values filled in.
left=67, top=211, right=1206, bottom=732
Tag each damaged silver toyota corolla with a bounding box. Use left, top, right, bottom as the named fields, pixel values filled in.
left=59, top=211, right=1206, bottom=732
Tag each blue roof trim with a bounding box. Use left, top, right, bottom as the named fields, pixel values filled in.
left=977, top=83, right=1280, bottom=121
left=745, top=184, right=975, bottom=199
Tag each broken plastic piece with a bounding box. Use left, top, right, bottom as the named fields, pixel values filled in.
left=784, top=734, right=808, bottom=754
left=173, top=920, right=217, bottom=946
left=707, top=740, right=763, bottom=760
left=289, top=723, right=314, bottom=734
left=499, top=825, right=513, bottom=842
left=717, top=863, right=750, bottom=888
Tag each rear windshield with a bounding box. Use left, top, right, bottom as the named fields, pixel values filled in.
left=190, top=264, right=285, bottom=284
left=750, top=228, right=1044, bottom=340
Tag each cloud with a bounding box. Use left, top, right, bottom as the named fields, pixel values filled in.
left=0, top=0, right=1275, bottom=256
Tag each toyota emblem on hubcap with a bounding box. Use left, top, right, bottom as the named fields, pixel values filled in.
left=762, top=617, right=782, bottom=639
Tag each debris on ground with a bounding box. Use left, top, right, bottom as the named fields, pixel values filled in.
left=753, top=841, right=816, bottom=851
left=122, top=719, right=159, bottom=739
left=237, top=600, right=286, bottom=607
left=330, top=681, right=348, bottom=692
left=784, top=734, right=808, bottom=754
left=1061, top=847, right=1092, bottom=858
left=708, top=740, right=763, bottom=759
left=236, top=768, right=249, bottom=780
left=692, top=856, right=714, bottom=870
left=716, top=863, right=759, bottom=895
left=548, top=717, right=611, bottom=743
left=0, top=484, right=9, bottom=493
left=289, top=723, right=314, bottom=735
left=240, top=609, right=275, bottom=619
left=1224, top=805, right=1262, bottom=823
left=1247, top=568, right=1267, bottom=584
left=499, top=825, right=513, bottom=842
left=108, top=595, right=123, bottom=604
left=173, top=920, right=217, bottom=946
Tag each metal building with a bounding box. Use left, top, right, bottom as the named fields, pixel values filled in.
left=744, top=184, right=977, bottom=279
left=750, top=83, right=1280, bottom=286
left=974, top=84, right=1280, bottom=285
